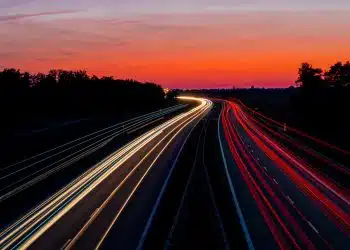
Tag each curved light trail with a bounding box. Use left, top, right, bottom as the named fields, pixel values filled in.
left=0, top=97, right=212, bottom=250
left=0, top=104, right=187, bottom=202
left=218, top=99, right=349, bottom=250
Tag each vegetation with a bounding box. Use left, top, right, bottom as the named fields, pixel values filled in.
left=0, top=68, right=168, bottom=132
left=297, top=61, right=350, bottom=89
left=293, top=61, right=350, bottom=137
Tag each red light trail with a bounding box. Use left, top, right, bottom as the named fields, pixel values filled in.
left=219, top=99, right=350, bottom=249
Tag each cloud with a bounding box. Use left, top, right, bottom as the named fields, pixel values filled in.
left=0, top=10, right=79, bottom=22
left=0, top=0, right=38, bottom=9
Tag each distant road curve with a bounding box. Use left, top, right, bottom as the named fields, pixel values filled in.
left=0, top=96, right=212, bottom=250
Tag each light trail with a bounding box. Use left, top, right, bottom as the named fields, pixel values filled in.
left=95, top=98, right=212, bottom=250
left=1, top=131, right=162, bottom=249
left=0, top=104, right=187, bottom=202
left=230, top=103, right=350, bottom=228
left=230, top=98, right=350, bottom=156
left=234, top=105, right=349, bottom=201
left=1, top=104, right=186, bottom=172
left=219, top=99, right=349, bottom=250
left=136, top=102, right=210, bottom=250
left=0, top=97, right=212, bottom=250
left=63, top=97, right=211, bottom=249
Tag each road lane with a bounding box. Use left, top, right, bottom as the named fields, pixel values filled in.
left=139, top=101, right=248, bottom=250
left=163, top=104, right=229, bottom=250
left=218, top=99, right=349, bottom=250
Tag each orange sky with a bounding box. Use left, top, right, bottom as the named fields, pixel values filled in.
left=1, top=10, right=350, bottom=88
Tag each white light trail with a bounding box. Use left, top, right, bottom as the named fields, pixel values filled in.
left=0, top=97, right=212, bottom=250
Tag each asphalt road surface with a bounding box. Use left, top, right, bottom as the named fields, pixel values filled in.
left=139, top=101, right=248, bottom=250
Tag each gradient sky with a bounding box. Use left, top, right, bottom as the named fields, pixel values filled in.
left=1, top=1, right=350, bottom=88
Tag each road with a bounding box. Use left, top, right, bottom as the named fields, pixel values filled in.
left=218, top=99, right=349, bottom=250
left=0, top=97, right=212, bottom=249
left=1, top=96, right=349, bottom=250
left=138, top=101, right=248, bottom=250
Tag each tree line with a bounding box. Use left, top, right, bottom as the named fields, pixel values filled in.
left=293, top=61, right=350, bottom=132
left=0, top=68, right=167, bottom=131
left=296, top=61, right=350, bottom=90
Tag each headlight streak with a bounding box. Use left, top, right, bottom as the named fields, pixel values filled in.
left=0, top=105, right=186, bottom=241
left=2, top=104, right=187, bottom=172
left=65, top=104, right=209, bottom=249
left=0, top=104, right=187, bottom=202
left=64, top=100, right=210, bottom=249
left=1, top=130, right=162, bottom=249
left=94, top=98, right=212, bottom=250
left=0, top=97, right=212, bottom=250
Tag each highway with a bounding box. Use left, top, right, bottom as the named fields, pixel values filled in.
left=218, top=99, right=350, bottom=250
left=1, top=96, right=348, bottom=250
left=0, top=97, right=212, bottom=249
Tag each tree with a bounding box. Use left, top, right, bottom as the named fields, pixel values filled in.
left=295, top=63, right=325, bottom=90
left=325, top=61, right=350, bottom=87
left=91, top=75, right=99, bottom=81
left=0, top=68, right=22, bottom=93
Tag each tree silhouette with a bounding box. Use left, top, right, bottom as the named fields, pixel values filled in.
left=324, top=61, right=350, bottom=87
left=295, top=63, right=325, bottom=91
left=0, top=68, right=169, bottom=133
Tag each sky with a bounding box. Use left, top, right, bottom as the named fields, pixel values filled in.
left=1, top=1, right=350, bottom=88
